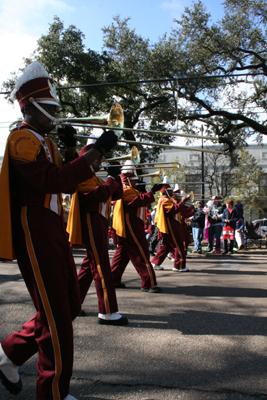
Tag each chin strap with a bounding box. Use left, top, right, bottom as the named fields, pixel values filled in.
left=29, top=97, right=58, bottom=125
left=165, top=189, right=175, bottom=204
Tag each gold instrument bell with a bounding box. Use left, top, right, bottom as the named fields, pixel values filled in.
left=184, top=191, right=195, bottom=206
left=138, top=167, right=164, bottom=181
left=108, top=103, right=124, bottom=138
left=104, top=146, right=140, bottom=165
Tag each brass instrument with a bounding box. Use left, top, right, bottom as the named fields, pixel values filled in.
left=136, top=161, right=181, bottom=167
left=74, top=135, right=225, bottom=154
left=138, top=167, right=164, bottom=181
left=104, top=146, right=140, bottom=165
left=59, top=117, right=220, bottom=141
left=60, top=103, right=124, bottom=138
left=180, top=191, right=195, bottom=207
left=135, top=164, right=179, bottom=170
left=51, top=103, right=235, bottom=154
left=98, top=164, right=179, bottom=170
left=62, top=115, right=109, bottom=125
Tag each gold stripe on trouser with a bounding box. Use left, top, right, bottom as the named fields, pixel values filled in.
left=125, top=214, right=155, bottom=286
left=87, top=214, right=110, bottom=314
left=167, top=218, right=184, bottom=269
left=21, top=207, right=61, bottom=400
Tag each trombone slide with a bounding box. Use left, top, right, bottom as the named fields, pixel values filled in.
left=59, top=121, right=220, bottom=141
left=73, top=135, right=223, bottom=154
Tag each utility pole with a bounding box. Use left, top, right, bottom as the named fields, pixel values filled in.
left=201, top=125, right=205, bottom=207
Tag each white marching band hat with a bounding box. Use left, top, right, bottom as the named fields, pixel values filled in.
left=11, top=61, right=60, bottom=110
left=162, top=176, right=170, bottom=185
left=121, top=160, right=139, bottom=182
left=174, top=183, right=180, bottom=193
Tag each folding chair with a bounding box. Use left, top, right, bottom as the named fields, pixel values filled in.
left=244, top=222, right=262, bottom=249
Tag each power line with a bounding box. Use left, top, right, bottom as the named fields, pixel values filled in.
left=0, top=72, right=262, bottom=95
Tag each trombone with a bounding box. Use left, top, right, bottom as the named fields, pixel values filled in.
left=62, top=103, right=124, bottom=133
left=104, top=146, right=140, bottom=164
left=75, top=135, right=229, bottom=154
left=136, top=161, right=181, bottom=167
left=135, top=165, right=180, bottom=170
left=54, top=104, right=235, bottom=154
left=60, top=118, right=220, bottom=141
left=138, top=168, right=164, bottom=181
left=179, top=191, right=195, bottom=207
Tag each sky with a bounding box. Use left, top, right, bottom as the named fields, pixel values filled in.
left=0, top=0, right=231, bottom=156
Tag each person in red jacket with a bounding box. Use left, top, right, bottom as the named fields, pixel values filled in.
left=67, top=144, right=128, bottom=325
left=0, top=62, right=118, bottom=400
left=110, top=161, right=162, bottom=293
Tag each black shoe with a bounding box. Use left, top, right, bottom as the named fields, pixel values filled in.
left=98, top=316, right=128, bottom=326
left=141, top=286, right=162, bottom=293
left=114, top=283, right=127, bottom=289
left=0, top=369, right=22, bottom=395
left=78, top=309, right=87, bottom=317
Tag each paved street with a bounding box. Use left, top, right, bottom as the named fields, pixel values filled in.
left=1, top=247, right=267, bottom=399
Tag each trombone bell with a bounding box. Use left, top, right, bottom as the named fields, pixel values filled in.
left=181, top=191, right=195, bottom=206
left=109, top=103, right=124, bottom=138
left=104, top=146, right=140, bottom=165
left=138, top=167, right=164, bottom=181
left=58, top=103, right=124, bottom=137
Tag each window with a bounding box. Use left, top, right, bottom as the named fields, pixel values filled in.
left=189, top=154, right=200, bottom=162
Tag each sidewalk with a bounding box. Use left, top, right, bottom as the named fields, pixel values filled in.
left=1, top=248, right=267, bottom=399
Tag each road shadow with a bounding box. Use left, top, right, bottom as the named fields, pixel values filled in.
left=0, top=273, right=23, bottom=283
left=168, top=310, right=267, bottom=335
left=125, top=310, right=267, bottom=336
left=161, top=284, right=267, bottom=298
left=191, top=269, right=267, bottom=275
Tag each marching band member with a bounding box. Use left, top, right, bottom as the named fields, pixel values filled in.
left=151, top=177, right=191, bottom=272
left=67, top=144, right=128, bottom=326
left=173, top=187, right=195, bottom=257
left=110, top=161, right=162, bottom=293
left=0, top=62, right=118, bottom=400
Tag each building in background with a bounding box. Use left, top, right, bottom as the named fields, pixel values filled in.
left=150, top=144, right=267, bottom=221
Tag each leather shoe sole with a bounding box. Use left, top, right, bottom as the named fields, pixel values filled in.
left=98, top=316, right=128, bottom=326
left=0, top=369, right=22, bottom=395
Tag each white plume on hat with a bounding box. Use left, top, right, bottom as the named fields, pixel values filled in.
left=180, top=190, right=186, bottom=196
left=11, top=62, right=50, bottom=100
left=162, top=176, right=170, bottom=184
left=174, top=183, right=180, bottom=192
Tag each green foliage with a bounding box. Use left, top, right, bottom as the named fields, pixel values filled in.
left=164, top=0, right=267, bottom=143
left=229, top=148, right=267, bottom=220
